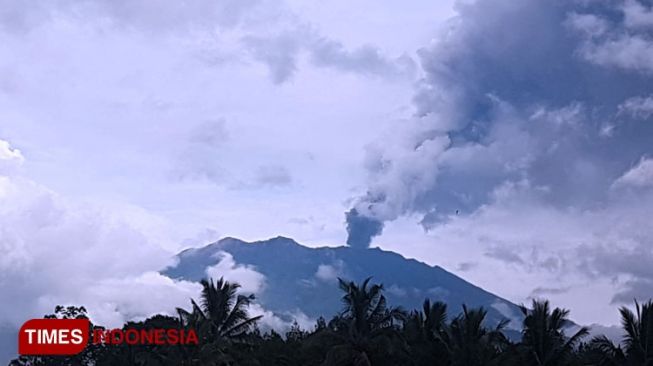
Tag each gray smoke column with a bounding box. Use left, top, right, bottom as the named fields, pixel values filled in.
left=345, top=208, right=384, bottom=248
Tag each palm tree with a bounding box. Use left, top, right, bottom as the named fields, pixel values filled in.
left=518, top=299, right=588, bottom=366
left=321, top=277, right=406, bottom=366
left=582, top=300, right=653, bottom=366
left=420, top=299, right=448, bottom=342
left=581, top=335, right=625, bottom=366
left=177, top=278, right=262, bottom=365
left=403, top=300, right=449, bottom=365
left=444, top=305, right=510, bottom=366
left=620, top=300, right=653, bottom=365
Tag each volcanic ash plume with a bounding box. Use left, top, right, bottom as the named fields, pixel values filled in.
left=344, top=0, right=653, bottom=249
left=345, top=208, right=384, bottom=248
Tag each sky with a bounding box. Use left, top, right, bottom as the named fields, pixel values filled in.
left=1, top=0, right=653, bottom=359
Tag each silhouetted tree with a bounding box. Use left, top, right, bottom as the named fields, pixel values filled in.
left=443, top=305, right=510, bottom=366
left=586, top=300, right=653, bottom=366
left=176, top=277, right=262, bottom=365
left=8, top=279, right=653, bottom=366
left=403, top=299, right=449, bottom=365
left=319, top=278, right=406, bottom=366
left=517, top=299, right=588, bottom=366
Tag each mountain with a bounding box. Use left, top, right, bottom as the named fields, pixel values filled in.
left=163, top=236, right=524, bottom=333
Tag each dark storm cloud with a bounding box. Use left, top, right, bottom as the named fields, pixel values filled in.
left=346, top=0, right=653, bottom=247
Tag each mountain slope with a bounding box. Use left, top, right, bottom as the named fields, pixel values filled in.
left=164, top=236, right=524, bottom=331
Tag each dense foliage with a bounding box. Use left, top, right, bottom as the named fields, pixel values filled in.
left=9, top=277, right=653, bottom=366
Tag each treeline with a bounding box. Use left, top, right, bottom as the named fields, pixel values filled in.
left=9, top=277, right=653, bottom=366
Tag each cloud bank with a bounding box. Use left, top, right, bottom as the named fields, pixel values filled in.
left=0, top=139, right=202, bottom=329
left=0, top=139, right=297, bottom=359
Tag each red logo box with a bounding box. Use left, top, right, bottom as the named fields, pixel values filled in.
left=19, top=319, right=89, bottom=355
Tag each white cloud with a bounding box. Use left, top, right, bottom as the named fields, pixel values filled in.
left=315, top=261, right=344, bottom=282
left=613, top=157, right=653, bottom=188
left=378, top=179, right=653, bottom=325
left=0, top=140, right=294, bottom=358
left=578, top=35, right=653, bottom=74
left=618, top=95, right=653, bottom=120
left=427, top=287, right=449, bottom=300
left=0, top=145, right=197, bottom=330
left=623, top=0, right=653, bottom=29
left=247, top=303, right=288, bottom=330
left=75, top=272, right=200, bottom=327
left=247, top=304, right=316, bottom=332
left=0, top=140, right=23, bottom=175
left=386, top=284, right=407, bottom=297
left=0, top=140, right=22, bottom=162
left=315, top=265, right=338, bottom=282
left=288, top=310, right=315, bottom=331
left=203, top=253, right=315, bottom=332
left=566, top=13, right=610, bottom=38
left=490, top=300, right=523, bottom=331
left=570, top=2, right=653, bottom=75
left=206, top=251, right=267, bottom=294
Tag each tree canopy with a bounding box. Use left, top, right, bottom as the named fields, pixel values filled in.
left=9, top=277, right=652, bottom=366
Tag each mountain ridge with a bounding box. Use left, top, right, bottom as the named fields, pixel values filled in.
left=164, top=236, right=525, bottom=332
